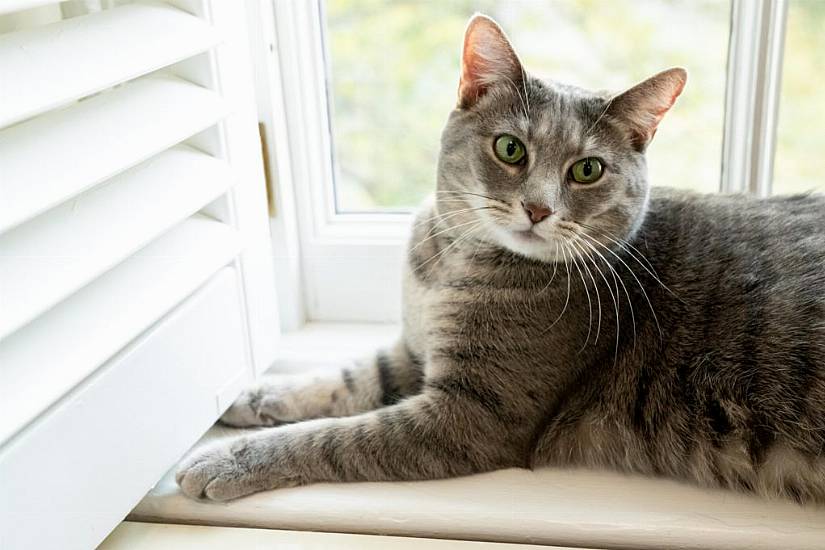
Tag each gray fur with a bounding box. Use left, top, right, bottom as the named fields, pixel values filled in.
left=177, top=16, right=825, bottom=504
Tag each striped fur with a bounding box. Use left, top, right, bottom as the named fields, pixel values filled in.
left=177, top=16, right=825, bottom=504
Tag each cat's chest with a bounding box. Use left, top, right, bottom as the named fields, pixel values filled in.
left=403, top=258, right=591, bottom=368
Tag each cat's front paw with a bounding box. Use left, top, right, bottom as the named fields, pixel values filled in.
left=175, top=435, right=295, bottom=501
left=219, top=384, right=280, bottom=428
left=220, top=374, right=340, bottom=428
left=219, top=379, right=299, bottom=428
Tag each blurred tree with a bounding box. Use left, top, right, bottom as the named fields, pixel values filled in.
left=325, top=0, right=731, bottom=211
left=774, top=0, right=825, bottom=195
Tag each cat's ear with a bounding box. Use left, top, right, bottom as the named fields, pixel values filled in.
left=458, top=14, right=524, bottom=109
left=606, top=68, right=687, bottom=151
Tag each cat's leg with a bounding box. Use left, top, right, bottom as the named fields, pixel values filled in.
left=176, top=381, right=528, bottom=501
left=220, top=340, right=425, bottom=427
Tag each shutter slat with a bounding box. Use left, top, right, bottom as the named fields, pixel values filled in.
left=0, top=215, right=240, bottom=446
left=0, top=75, right=227, bottom=235
left=0, top=1, right=55, bottom=16
left=0, top=2, right=219, bottom=127
left=0, top=145, right=232, bottom=339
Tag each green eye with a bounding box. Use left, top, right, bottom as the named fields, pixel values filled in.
left=493, top=134, right=526, bottom=164
left=569, top=157, right=604, bottom=184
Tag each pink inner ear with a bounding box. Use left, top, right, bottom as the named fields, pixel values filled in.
left=459, top=24, right=495, bottom=106
left=458, top=16, right=522, bottom=108
left=615, top=69, right=686, bottom=148
left=459, top=44, right=484, bottom=106
left=650, top=77, right=687, bottom=128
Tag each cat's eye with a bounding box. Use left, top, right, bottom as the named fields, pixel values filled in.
left=493, top=134, right=526, bottom=164
left=569, top=157, right=604, bottom=184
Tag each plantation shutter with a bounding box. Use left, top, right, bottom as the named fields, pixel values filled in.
left=0, top=2, right=279, bottom=548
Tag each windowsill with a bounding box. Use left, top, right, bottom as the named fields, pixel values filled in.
left=101, top=521, right=586, bottom=549
left=269, top=321, right=400, bottom=372
left=129, top=323, right=825, bottom=550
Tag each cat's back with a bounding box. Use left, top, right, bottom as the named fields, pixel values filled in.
left=644, top=187, right=825, bottom=248
left=641, top=187, right=825, bottom=291
left=638, top=186, right=825, bottom=354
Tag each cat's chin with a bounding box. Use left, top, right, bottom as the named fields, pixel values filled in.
left=513, top=229, right=544, bottom=243
left=495, top=228, right=563, bottom=263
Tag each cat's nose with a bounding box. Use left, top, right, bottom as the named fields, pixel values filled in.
left=522, top=202, right=553, bottom=224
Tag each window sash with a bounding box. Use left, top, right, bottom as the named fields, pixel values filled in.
left=722, top=0, right=788, bottom=196
left=259, top=0, right=792, bottom=323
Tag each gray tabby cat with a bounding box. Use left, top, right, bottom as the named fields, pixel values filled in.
left=177, top=15, right=825, bottom=503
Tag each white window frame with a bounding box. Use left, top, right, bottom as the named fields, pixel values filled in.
left=722, top=0, right=788, bottom=196
left=252, top=0, right=790, bottom=326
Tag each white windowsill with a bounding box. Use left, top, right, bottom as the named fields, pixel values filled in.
left=101, top=521, right=582, bottom=549
left=129, top=323, right=825, bottom=550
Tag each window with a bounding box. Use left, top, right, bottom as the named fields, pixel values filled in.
left=324, top=0, right=732, bottom=212
left=262, top=0, right=816, bottom=324
left=774, top=0, right=825, bottom=195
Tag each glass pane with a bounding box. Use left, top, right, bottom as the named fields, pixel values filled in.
left=774, top=0, right=825, bottom=195
left=324, top=0, right=731, bottom=212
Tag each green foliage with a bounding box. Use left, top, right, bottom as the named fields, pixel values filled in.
left=325, top=0, right=818, bottom=210
left=326, top=0, right=488, bottom=210
left=774, top=0, right=825, bottom=195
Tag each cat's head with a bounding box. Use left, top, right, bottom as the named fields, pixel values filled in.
left=437, top=14, right=685, bottom=262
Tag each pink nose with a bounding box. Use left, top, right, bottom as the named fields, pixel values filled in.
left=523, top=202, right=553, bottom=224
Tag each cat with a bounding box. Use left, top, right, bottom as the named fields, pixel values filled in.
left=177, top=14, right=825, bottom=504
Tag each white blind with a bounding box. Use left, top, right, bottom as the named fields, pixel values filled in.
left=0, top=1, right=243, bottom=445
left=0, top=3, right=281, bottom=548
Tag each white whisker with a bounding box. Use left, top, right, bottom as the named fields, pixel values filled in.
left=435, top=190, right=510, bottom=206
left=581, top=231, right=659, bottom=340
left=568, top=243, right=593, bottom=352
left=519, top=65, right=531, bottom=117
left=410, top=218, right=483, bottom=253
left=579, top=232, right=638, bottom=350
left=419, top=206, right=494, bottom=226
left=580, top=222, right=681, bottom=302
left=569, top=237, right=602, bottom=347
left=539, top=241, right=560, bottom=295
left=416, top=221, right=485, bottom=275
left=574, top=234, right=620, bottom=363
left=544, top=242, right=572, bottom=333
left=499, top=73, right=529, bottom=120
left=584, top=95, right=615, bottom=138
